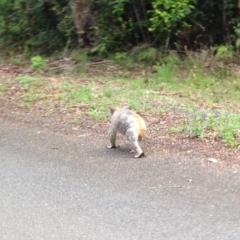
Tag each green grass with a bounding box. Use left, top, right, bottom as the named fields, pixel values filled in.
left=52, top=76, right=158, bottom=124
left=4, top=53, right=239, bottom=148
left=16, top=75, right=44, bottom=104
left=16, top=75, right=43, bottom=89
left=0, top=84, right=7, bottom=92
left=60, top=83, right=92, bottom=103
left=30, top=55, right=47, bottom=71
left=146, top=60, right=240, bottom=109
left=54, top=59, right=240, bottom=147
left=58, top=78, right=153, bottom=111
left=71, top=49, right=89, bottom=74
left=175, top=110, right=240, bottom=147
left=86, top=106, right=107, bottom=121
left=23, top=93, right=42, bottom=102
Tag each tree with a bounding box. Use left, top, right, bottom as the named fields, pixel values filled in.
left=0, top=0, right=240, bottom=55
left=69, top=0, right=93, bottom=47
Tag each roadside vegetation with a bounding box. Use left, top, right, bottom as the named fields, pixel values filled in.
left=0, top=0, right=240, bottom=159
left=1, top=49, right=240, bottom=149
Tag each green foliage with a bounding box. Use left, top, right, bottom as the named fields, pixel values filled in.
left=71, top=50, right=88, bottom=63
left=151, top=54, right=180, bottom=83
left=0, top=0, right=240, bottom=57
left=16, top=75, right=41, bottom=89
left=23, top=93, right=41, bottom=102
left=0, top=84, right=7, bottom=92
left=73, top=64, right=89, bottom=74
left=152, top=65, right=176, bottom=83
left=60, top=84, right=92, bottom=103
left=149, top=0, right=195, bottom=34
left=182, top=111, right=240, bottom=147
left=163, top=54, right=181, bottom=66
left=16, top=75, right=43, bottom=104
left=187, top=71, right=216, bottom=89
left=90, top=0, right=240, bottom=53
left=134, top=47, right=159, bottom=64
left=215, top=45, right=234, bottom=59
left=234, top=23, right=240, bottom=50
left=111, top=52, right=134, bottom=68
left=103, top=88, right=112, bottom=98
left=0, top=0, right=75, bottom=55
left=30, top=56, right=47, bottom=71
left=86, top=107, right=107, bottom=121
left=236, top=39, right=240, bottom=49
left=91, top=0, right=151, bottom=54
left=184, top=111, right=205, bottom=138
left=71, top=50, right=89, bottom=73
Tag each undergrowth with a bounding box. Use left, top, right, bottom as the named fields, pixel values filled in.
left=1, top=49, right=240, bottom=148
left=0, top=84, right=7, bottom=92
left=61, top=49, right=240, bottom=146
left=177, top=111, right=240, bottom=147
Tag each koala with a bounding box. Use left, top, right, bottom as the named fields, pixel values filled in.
left=107, top=106, right=147, bottom=158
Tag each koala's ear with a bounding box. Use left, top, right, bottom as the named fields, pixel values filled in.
left=110, top=107, right=116, bottom=115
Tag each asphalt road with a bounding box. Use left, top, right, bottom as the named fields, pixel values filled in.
left=0, top=118, right=239, bottom=240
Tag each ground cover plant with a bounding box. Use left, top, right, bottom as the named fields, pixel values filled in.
left=1, top=51, right=240, bottom=146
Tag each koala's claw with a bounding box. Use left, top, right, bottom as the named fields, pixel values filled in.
left=134, top=152, right=145, bottom=158
left=107, top=145, right=119, bottom=149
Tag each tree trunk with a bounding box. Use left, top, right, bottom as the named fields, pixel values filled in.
left=69, top=0, right=92, bottom=47
left=222, top=0, right=230, bottom=43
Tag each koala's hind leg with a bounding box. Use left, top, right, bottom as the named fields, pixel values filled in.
left=107, top=128, right=117, bottom=149
left=126, top=130, right=144, bottom=158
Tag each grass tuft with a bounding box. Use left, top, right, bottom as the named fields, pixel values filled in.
left=179, top=111, right=240, bottom=147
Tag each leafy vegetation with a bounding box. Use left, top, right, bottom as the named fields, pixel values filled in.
left=60, top=83, right=92, bottom=103
left=0, top=51, right=239, bottom=148
left=0, top=0, right=240, bottom=56
left=30, top=56, right=47, bottom=71
left=15, top=75, right=44, bottom=105
left=0, top=0, right=75, bottom=55
left=17, top=75, right=41, bottom=89
left=149, top=0, right=194, bottom=35
left=178, top=111, right=240, bottom=147
left=0, top=84, right=7, bottom=92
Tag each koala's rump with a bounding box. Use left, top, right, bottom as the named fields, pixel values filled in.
left=112, top=110, right=146, bottom=136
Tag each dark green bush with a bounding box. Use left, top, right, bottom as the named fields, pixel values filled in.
left=0, top=0, right=239, bottom=57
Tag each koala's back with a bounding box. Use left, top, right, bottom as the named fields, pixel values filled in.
left=111, top=108, right=146, bottom=137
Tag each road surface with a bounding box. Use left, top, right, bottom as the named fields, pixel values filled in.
left=0, top=118, right=239, bottom=240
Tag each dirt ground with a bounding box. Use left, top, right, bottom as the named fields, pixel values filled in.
left=0, top=63, right=239, bottom=168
